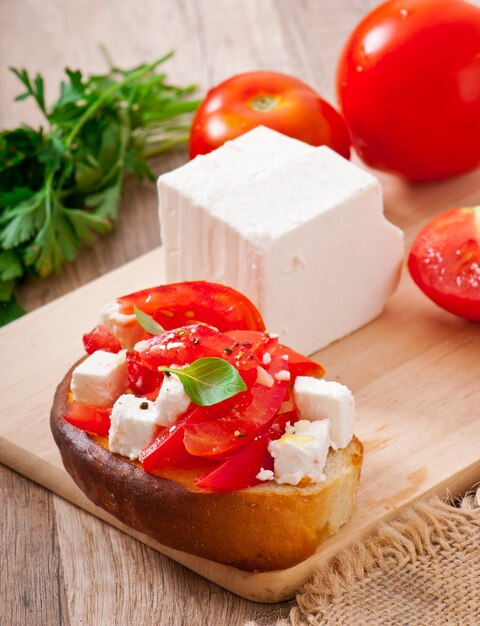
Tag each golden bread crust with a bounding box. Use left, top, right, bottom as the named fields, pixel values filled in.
left=51, top=362, right=363, bottom=571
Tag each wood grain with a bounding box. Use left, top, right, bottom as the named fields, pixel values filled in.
left=2, top=0, right=479, bottom=623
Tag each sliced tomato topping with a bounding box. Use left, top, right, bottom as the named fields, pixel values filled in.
left=182, top=353, right=289, bottom=459
left=64, top=402, right=112, bottom=437
left=117, top=281, right=265, bottom=332
left=195, top=411, right=296, bottom=491
left=136, top=324, right=260, bottom=387
left=126, top=352, right=163, bottom=395
left=225, top=330, right=279, bottom=358
left=276, top=344, right=326, bottom=379
left=139, top=394, right=250, bottom=471
left=83, top=325, right=122, bottom=354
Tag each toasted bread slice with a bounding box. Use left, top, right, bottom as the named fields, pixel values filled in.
left=51, top=363, right=363, bottom=571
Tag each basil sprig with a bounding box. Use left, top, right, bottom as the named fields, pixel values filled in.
left=159, top=357, right=247, bottom=406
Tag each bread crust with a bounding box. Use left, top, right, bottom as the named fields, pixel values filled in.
left=51, top=362, right=363, bottom=571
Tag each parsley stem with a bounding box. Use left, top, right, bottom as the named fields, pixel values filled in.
left=65, top=52, right=174, bottom=149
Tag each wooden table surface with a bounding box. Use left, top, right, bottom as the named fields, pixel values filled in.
left=2, top=1, right=479, bottom=624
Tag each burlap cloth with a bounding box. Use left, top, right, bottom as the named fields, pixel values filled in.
left=248, top=488, right=480, bottom=626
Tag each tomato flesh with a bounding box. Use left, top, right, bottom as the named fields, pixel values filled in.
left=118, top=281, right=265, bottom=333
left=126, top=352, right=163, bottom=395
left=182, top=353, right=289, bottom=459
left=408, top=207, right=480, bottom=321
left=276, top=344, right=326, bottom=379
left=337, top=0, right=480, bottom=181
left=83, top=325, right=121, bottom=354
left=65, top=402, right=111, bottom=437
left=195, top=411, right=297, bottom=491
left=136, top=324, right=260, bottom=387
left=189, top=71, right=351, bottom=159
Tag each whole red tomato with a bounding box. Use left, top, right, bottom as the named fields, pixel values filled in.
left=189, top=71, right=351, bottom=159
left=408, top=206, right=480, bottom=321
left=337, top=0, right=480, bottom=181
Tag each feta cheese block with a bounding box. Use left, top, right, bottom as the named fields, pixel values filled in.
left=268, top=419, right=331, bottom=485
left=158, top=126, right=404, bottom=354
left=155, top=372, right=191, bottom=427
left=71, top=350, right=128, bottom=407
left=293, top=377, right=355, bottom=450
left=99, top=301, right=143, bottom=350
left=109, top=394, right=160, bottom=460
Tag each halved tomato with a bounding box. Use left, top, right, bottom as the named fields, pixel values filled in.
left=117, top=281, right=265, bottom=333
left=276, top=344, right=326, bottom=379
left=408, top=207, right=480, bottom=321
left=64, top=402, right=112, bottom=437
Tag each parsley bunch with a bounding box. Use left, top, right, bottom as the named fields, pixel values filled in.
left=0, top=52, right=198, bottom=325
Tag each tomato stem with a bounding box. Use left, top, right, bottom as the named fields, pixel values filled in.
left=249, top=95, right=280, bottom=112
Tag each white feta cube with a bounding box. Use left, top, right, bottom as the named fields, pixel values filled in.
left=109, top=394, right=160, bottom=459
left=99, top=301, right=143, bottom=350
left=293, top=377, right=355, bottom=449
left=158, top=126, right=404, bottom=354
left=268, top=419, right=331, bottom=485
left=155, top=373, right=191, bottom=427
left=71, top=350, right=128, bottom=407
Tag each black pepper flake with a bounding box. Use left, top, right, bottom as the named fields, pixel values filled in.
left=234, top=342, right=240, bottom=347
left=164, top=371, right=172, bottom=377
left=248, top=354, right=255, bottom=359
left=224, top=347, right=233, bottom=355
left=139, top=401, right=149, bottom=410
left=234, top=431, right=247, bottom=438
left=241, top=341, right=253, bottom=347
left=192, top=337, right=199, bottom=345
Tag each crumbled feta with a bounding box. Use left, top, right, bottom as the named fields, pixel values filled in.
left=71, top=350, right=128, bottom=407
left=256, top=468, right=274, bottom=481
left=99, top=301, right=143, bottom=349
left=155, top=372, right=191, bottom=427
left=268, top=419, right=330, bottom=485
left=108, top=394, right=160, bottom=460
left=262, top=352, right=272, bottom=365
left=166, top=341, right=184, bottom=350
left=274, top=370, right=291, bottom=382
left=256, top=366, right=274, bottom=388
left=134, top=339, right=151, bottom=353
left=293, top=377, right=355, bottom=449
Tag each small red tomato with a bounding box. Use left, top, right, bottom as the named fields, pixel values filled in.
left=337, top=0, right=480, bottom=181
left=189, top=71, right=351, bottom=159
left=64, top=402, right=112, bottom=437
left=83, top=325, right=121, bottom=354
left=408, top=206, right=480, bottom=321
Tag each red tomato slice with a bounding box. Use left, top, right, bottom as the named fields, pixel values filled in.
left=408, top=207, right=480, bottom=321
left=64, top=402, right=111, bottom=437
left=117, top=281, right=265, bottom=333
left=83, top=325, right=122, bottom=354
left=183, top=353, right=289, bottom=459
left=225, top=330, right=279, bottom=358
left=139, top=393, right=251, bottom=471
left=126, top=352, right=163, bottom=395
left=136, top=324, right=260, bottom=387
left=195, top=411, right=296, bottom=491
left=276, top=344, right=326, bottom=379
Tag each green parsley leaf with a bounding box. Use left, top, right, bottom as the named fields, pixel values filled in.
left=134, top=306, right=165, bottom=335
left=0, top=50, right=199, bottom=326
left=159, top=358, right=247, bottom=407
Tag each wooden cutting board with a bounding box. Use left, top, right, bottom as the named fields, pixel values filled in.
left=1, top=240, right=479, bottom=603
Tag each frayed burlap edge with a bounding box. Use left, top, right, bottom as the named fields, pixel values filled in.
left=246, top=487, right=480, bottom=626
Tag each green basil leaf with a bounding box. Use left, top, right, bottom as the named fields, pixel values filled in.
left=134, top=305, right=165, bottom=335
left=159, top=357, right=247, bottom=407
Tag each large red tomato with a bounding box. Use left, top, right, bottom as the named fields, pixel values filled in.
left=408, top=206, right=480, bottom=321
left=337, top=0, right=480, bottom=181
left=189, top=71, right=351, bottom=159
